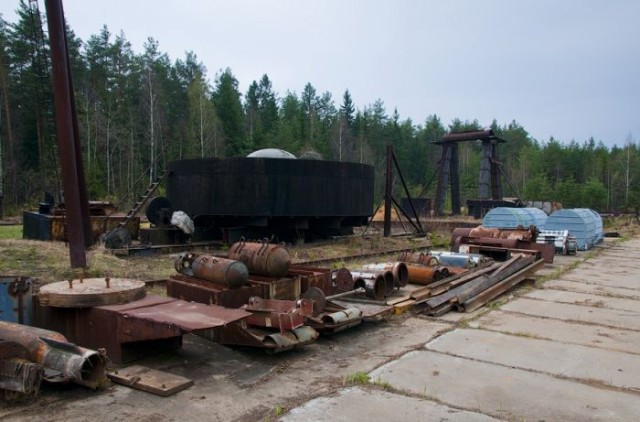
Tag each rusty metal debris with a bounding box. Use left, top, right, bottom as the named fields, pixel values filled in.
left=174, top=252, right=249, bottom=288
left=228, top=239, right=291, bottom=277
left=0, top=321, right=107, bottom=390
left=415, top=256, right=543, bottom=316
left=0, top=276, right=33, bottom=325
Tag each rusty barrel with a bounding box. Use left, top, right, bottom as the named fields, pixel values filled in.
left=0, top=321, right=107, bottom=389
left=351, top=272, right=387, bottom=301
left=360, top=262, right=409, bottom=287
left=228, top=239, right=291, bottom=277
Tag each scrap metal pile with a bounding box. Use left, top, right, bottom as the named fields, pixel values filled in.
left=0, top=233, right=548, bottom=399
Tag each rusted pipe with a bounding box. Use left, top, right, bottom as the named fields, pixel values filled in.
left=406, top=264, right=450, bottom=285
left=398, top=252, right=439, bottom=267
left=175, top=252, right=249, bottom=288
left=0, top=322, right=107, bottom=389
left=228, top=239, right=291, bottom=277
left=351, top=272, right=386, bottom=301
left=360, top=262, right=408, bottom=287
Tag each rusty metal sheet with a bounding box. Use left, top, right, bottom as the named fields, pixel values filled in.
left=108, top=365, right=193, bottom=397
left=329, top=299, right=393, bottom=320
left=119, top=299, right=250, bottom=332
left=166, top=275, right=263, bottom=308
left=289, top=265, right=333, bottom=295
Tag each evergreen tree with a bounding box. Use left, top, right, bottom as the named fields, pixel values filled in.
left=213, top=67, right=244, bottom=156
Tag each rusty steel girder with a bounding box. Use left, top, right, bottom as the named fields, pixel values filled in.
left=228, top=239, right=291, bottom=277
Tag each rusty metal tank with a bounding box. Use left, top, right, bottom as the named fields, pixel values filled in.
left=165, top=157, right=375, bottom=240
left=228, top=239, right=291, bottom=278
left=175, top=253, right=249, bottom=289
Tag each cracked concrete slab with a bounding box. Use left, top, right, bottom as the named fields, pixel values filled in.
left=524, top=289, right=640, bottom=312
left=472, top=310, right=640, bottom=355
left=279, top=386, right=501, bottom=422
left=370, top=350, right=640, bottom=421
left=426, top=328, right=640, bottom=390
left=542, top=279, right=640, bottom=300
left=501, top=298, right=640, bottom=331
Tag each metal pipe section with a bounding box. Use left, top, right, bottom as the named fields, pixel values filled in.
left=406, top=264, right=450, bottom=285
left=352, top=273, right=386, bottom=301
left=397, top=251, right=439, bottom=267
left=228, top=239, right=291, bottom=277
left=360, top=262, right=408, bottom=287
left=0, top=322, right=107, bottom=389
left=175, top=252, right=249, bottom=288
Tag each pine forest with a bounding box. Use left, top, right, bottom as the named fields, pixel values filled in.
left=0, top=1, right=638, bottom=217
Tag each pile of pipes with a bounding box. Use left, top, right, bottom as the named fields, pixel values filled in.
left=451, top=226, right=555, bottom=263
left=396, top=251, right=485, bottom=286
left=409, top=254, right=545, bottom=316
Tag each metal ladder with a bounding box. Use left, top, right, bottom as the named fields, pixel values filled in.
left=117, top=170, right=165, bottom=228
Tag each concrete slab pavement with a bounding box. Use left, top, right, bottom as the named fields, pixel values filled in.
left=280, top=387, right=501, bottom=422
left=472, top=310, right=640, bottom=355
left=281, top=237, right=640, bottom=421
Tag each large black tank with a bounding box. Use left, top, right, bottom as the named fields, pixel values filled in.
left=165, top=157, right=375, bottom=241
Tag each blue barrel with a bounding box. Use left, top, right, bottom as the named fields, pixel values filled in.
left=0, top=276, right=33, bottom=325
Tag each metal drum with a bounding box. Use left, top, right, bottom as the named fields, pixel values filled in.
left=228, top=239, right=291, bottom=277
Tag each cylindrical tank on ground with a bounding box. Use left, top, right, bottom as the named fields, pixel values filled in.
left=228, top=239, right=291, bottom=277
left=482, top=207, right=548, bottom=230
left=543, top=208, right=602, bottom=250
left=175, top=253, right=249, bottom=288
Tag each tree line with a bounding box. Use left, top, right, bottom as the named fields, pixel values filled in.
left=0, top=1, right=638, bottom=216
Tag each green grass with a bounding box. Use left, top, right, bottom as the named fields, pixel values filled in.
left=343, top=371, right=371, bottom=385
left=0, top=225, right=22, bottom=239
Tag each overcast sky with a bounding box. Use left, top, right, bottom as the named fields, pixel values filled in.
left=2, top=0, right=639, bottom=148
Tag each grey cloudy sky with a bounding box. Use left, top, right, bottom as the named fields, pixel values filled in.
left=2, top=0, right=639, bottom=147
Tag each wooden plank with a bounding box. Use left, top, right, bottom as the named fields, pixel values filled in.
left=108, top=365, right=193, bottom=397
left=393, top=299, right=416, bottom=315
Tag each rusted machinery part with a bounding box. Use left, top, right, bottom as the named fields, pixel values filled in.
left=38, top=278, right=146, bottom=308
left=468, top=226, right=536, bottom=241
left=191, top=255, right=249, bottom=289
left=0, top=322, right=107, bottom=389
left=262, top=325, right=319, bottom=353
left=352, top=273, right=386, bottom=301
left=332, top=267, right=355, bottom=292
left=382, top=270, right=395, bottom=295
left=228, top=238, right=291, bottom=277
left=360, top=262, right=409, bottom=288
left=302, top=287, right=326, bottom=315
left=321, top=307, right=363, bottom=325
left=174, top=252, right=197, bottom=276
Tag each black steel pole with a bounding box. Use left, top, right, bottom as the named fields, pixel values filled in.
left=383, top=144, right=393, bottom=237
left=45, top=0, right=88, bottom=267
